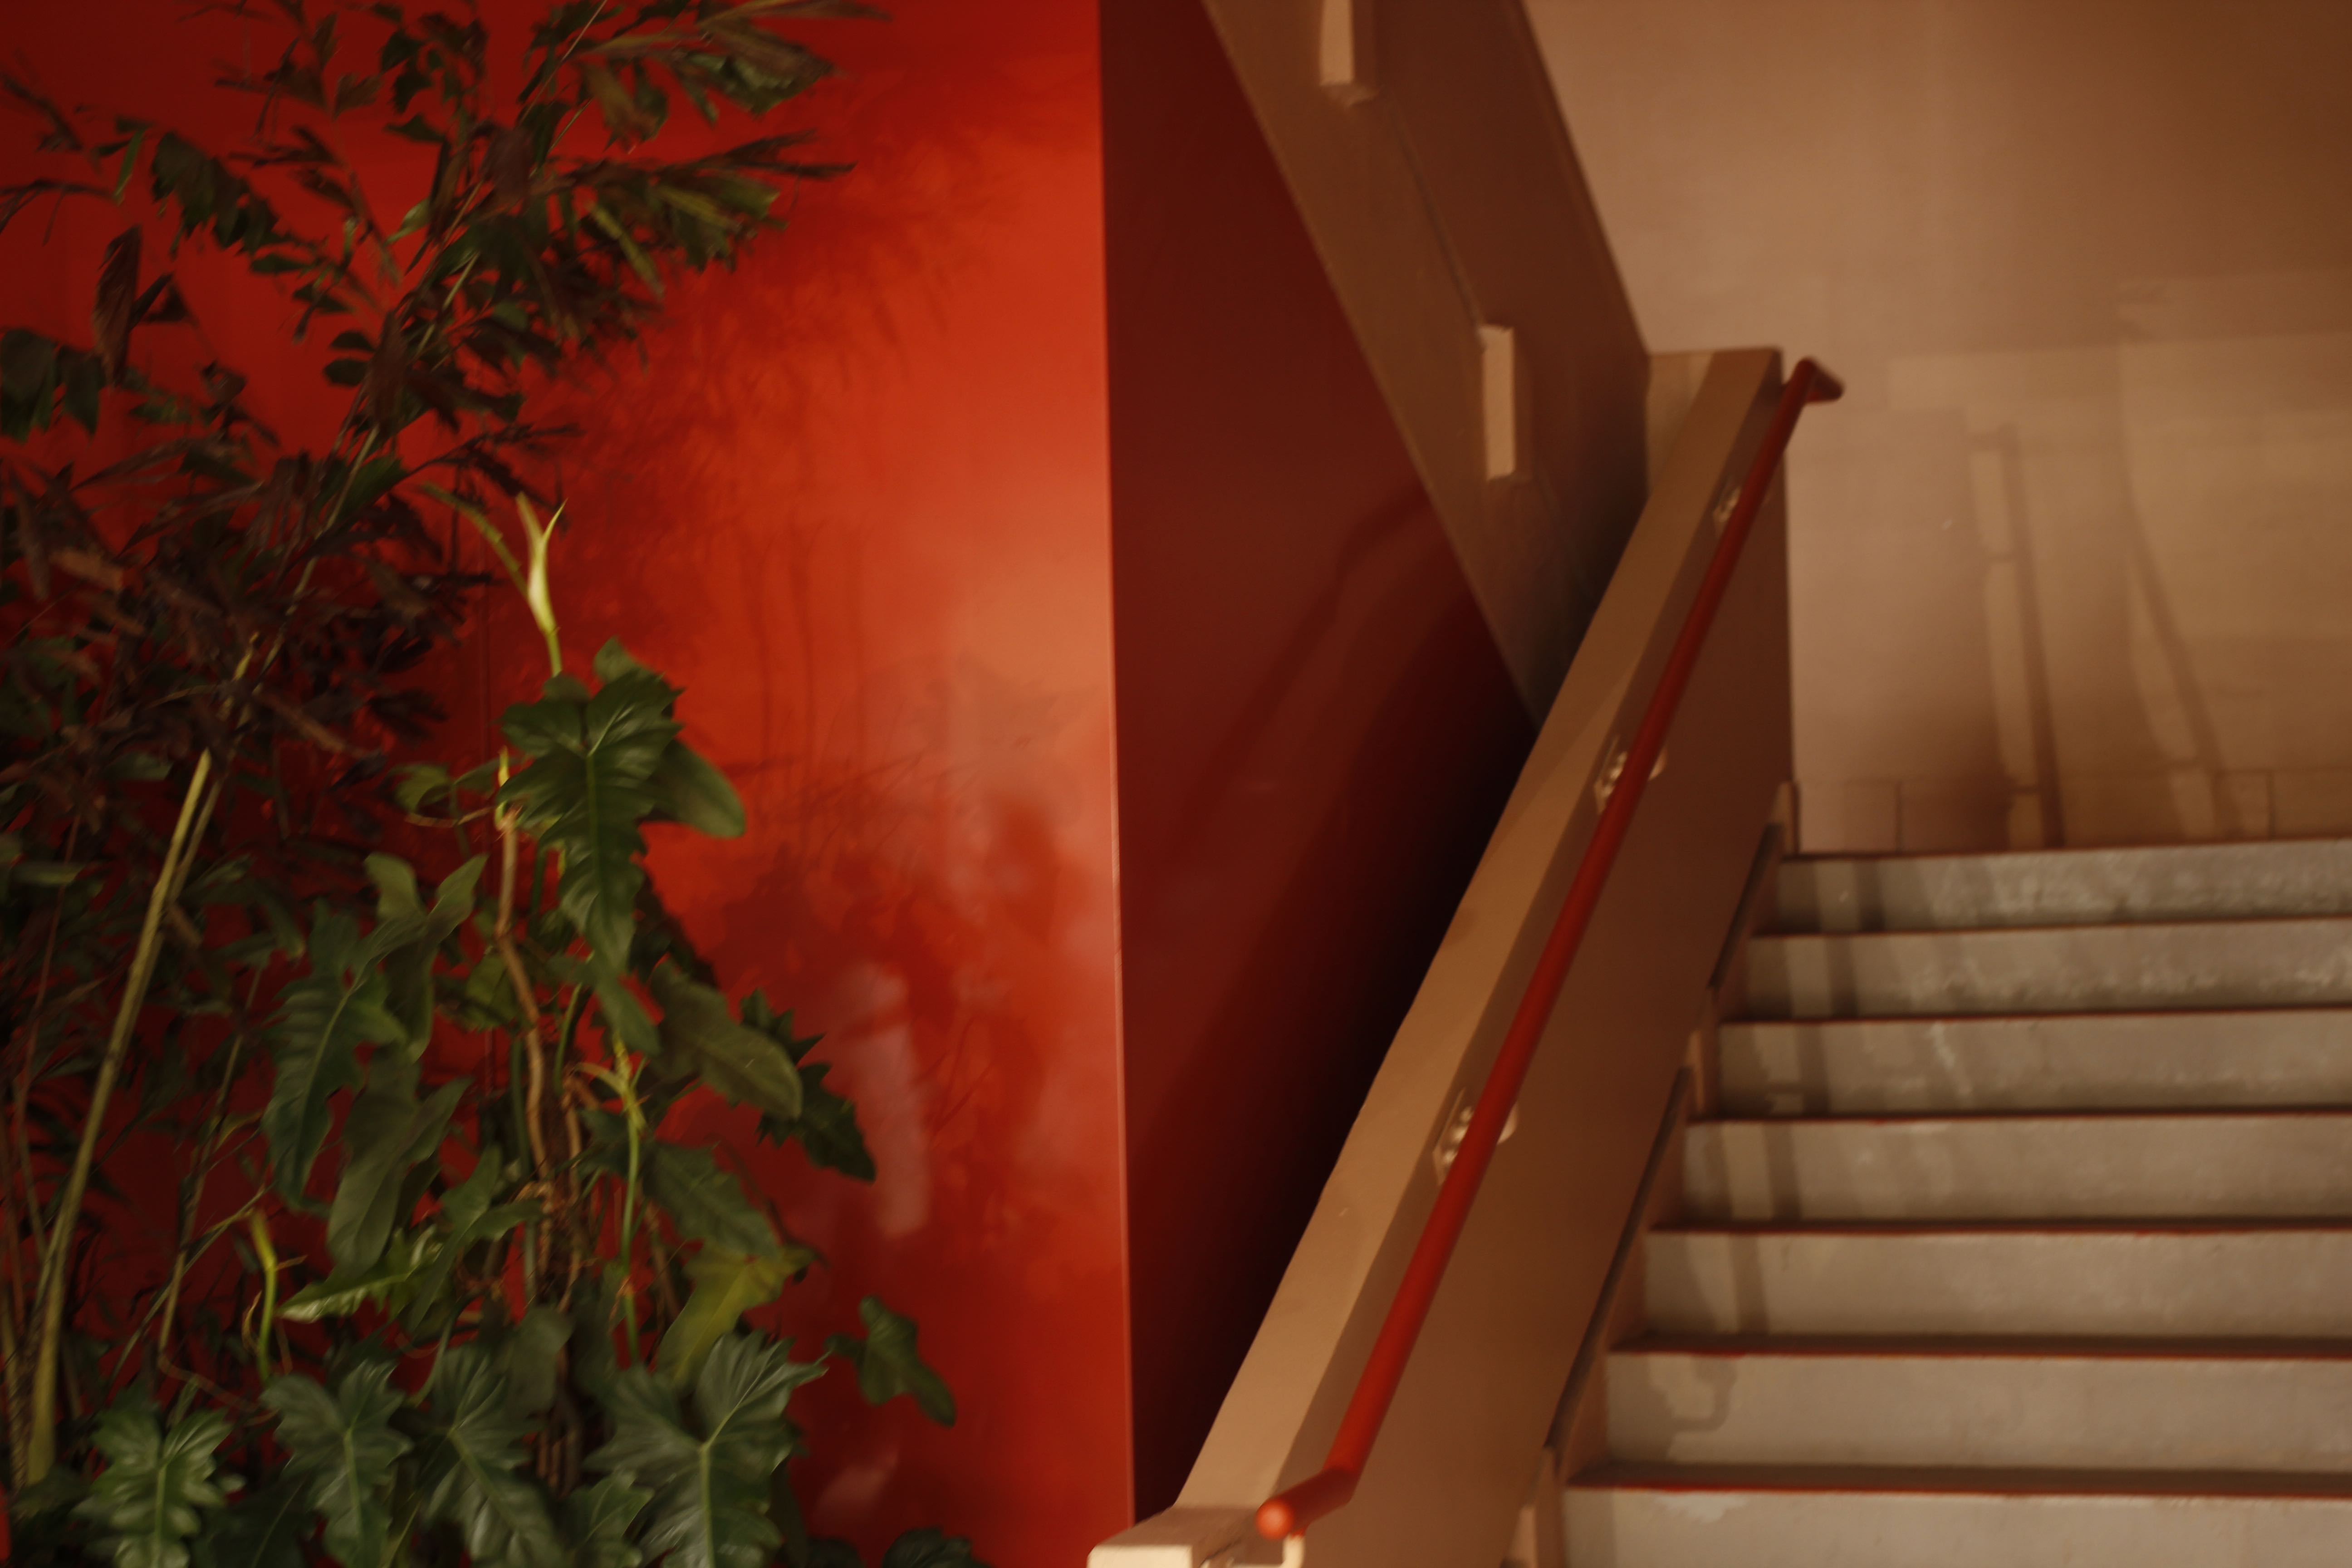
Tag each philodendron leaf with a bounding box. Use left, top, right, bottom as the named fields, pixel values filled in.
left=13, top=1463, right=88, bottom=1525
left=416, top=1345, right=567, bottom=1568
left=279, top=1230, right=436, bottom=1323
left=762, top=1061, right=873, bottom=1183
left=646, top=740, right=745, bottom=838
left=74, top=1397, right=232, bottom=1568
left=265, top=908, right=407, bottom=1201
left=737, top=992, right=821, bottom=1062
left=368, top=852, right=486, bottom=1048
left=880, top=1529, right=993, bottom=1568
left=737, top=996, right=867, bottom=1177
left=327, top=1073, right=465, bottom=1273
left=650, top=964, right=802, bottom=1122
left=596, top=967, right=662, bottom=1056
left=654, top=1247, right=798, bottom=1391
left=403, top=1146, right=538, bottom=1333
left=499, top=667, right=680, bottom=971
left=365, top=853, right=426, bottom=922
left=263, top=1362, right=412, bottom=1568
left=192, top=1476, right=309, bottom=1568
left=588, top=1334, right=825, bottom=1568
left=499, top=1305, right=575, bottom=1418
left=569, top=1270, right=626, bottom=1398
left=564, top=1475, right=651, bottom=1568
left=643, top=1141, right=779, bottom=1258
left=591, top=639, right=654, bottom=685
left=577, top=642, right=745, bottom=842
left=827, top=1297, right=956, bottom=1426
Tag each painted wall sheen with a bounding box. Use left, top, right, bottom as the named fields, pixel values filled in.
left=5, top=0, right=1558, bottom=1553
left=1534, top=0, right=2352, bottom=850
left=5, top=3, right=1130, bottom=1560
left=1104, top=0, right=1535, bottom=1516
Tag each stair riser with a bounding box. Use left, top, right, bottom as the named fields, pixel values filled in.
left=1684, top=1114, right=2352, bottom=1221
left=1647, top=1230, right=2352, bottom=1337
left=1744, top=920, right=2352, bottom=1019
left=1719, top=1013, right=2352, bottom=1114
left=1564, top=1485, right=2352, bottom=1568
left=1777, top=841, right=2352, bottom=933
left=1607, top=1349, right=2352, bottom=1471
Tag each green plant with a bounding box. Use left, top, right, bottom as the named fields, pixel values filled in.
left=0, top=1, right=984, bottom=1562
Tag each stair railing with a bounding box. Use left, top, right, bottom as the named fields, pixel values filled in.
left=1252, top=357, right=1843, bottom=1548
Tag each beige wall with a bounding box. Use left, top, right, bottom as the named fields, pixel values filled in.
left=1530, top=0, right=2352, bottom=849
left=1201, top=0, right=1653, bottom=715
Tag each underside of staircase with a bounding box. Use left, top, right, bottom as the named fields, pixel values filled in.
left=1567, top=837, right=2352, bottom=1566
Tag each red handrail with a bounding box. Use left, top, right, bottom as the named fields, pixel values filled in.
left=1255, top=357, right=1843, bottom=1544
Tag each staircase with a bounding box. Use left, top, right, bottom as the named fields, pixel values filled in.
left=1565, top=838, right=2352, bottom=1566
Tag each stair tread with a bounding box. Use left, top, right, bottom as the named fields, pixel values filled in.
left=1697, top=1106, right=2352, bottom=1124
left=1661, top=1217, right=2352, bottom=1234
left=1772, top=841, right=2352, bottom=941
left=1762, top=912, right=2352, bottom=937
left=1602, top=842, right=2352, bottom=1557
left=1740, top=916, right=2352, bottom=1020
left=1786, top=839, right=2352, bottom=871
left=1618, top=1333, right=2352, bottom=1360
left=1726, top=1004, right=2352, bottom=1028
left=1568, top=1460, right=2352, bottom=1499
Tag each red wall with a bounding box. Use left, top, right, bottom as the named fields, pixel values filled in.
left=1102, top=0, right=1537, bottom=1516
left=10, top=0, right=1544, bottom=1551
left=5, top=4, right=1132, bottom=1562
left=547, top=5, right=1133, bottom=1555
left=544, top=6, right=1133, bottom=1558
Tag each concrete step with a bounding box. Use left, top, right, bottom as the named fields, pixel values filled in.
left=1681, top=1111, right=2352, bottom=1221
left=1645, top=1224, right=2352, bottom=1338
left=1776, top=839, right=2352, bottom=933
left=1563, top=1463, right=2352, bottom=1568
left=1718, top=1009, right=2352, bottom=1114
left=1741, top=918, right=2352, bottom=1019
left=1606, top=1337, right=2352, bottom=1473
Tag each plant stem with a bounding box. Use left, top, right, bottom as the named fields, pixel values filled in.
left=149, top=1021, right=252, bottom=1382
left=21, top=742, right=219, bottom=1482
left=0, top=1188, right=23, bottom=1481
left=246, top=1211, right=284, bottom=1374
left=612, top=1046, right=643, bottom=1360
left=10, top=813, right=85, bottom=1285
left=493, top=806, right=553, bottom=1181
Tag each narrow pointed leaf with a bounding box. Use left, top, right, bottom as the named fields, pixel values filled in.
left=643, top=1141, right=779, bottom=1257
left=265, top=909, right=406, bottom=1200
left=403, top=1148, right=537, bottom=1332
left=596, top=968, right=662, bottom=1056
left=279, top=1230, right=438, bottom=1322
left=654, top=1247, right=796, bottom=1390
left=370, top=852, right=485, bottom=1048
left=327, top=1074, right=465, bottom=1272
